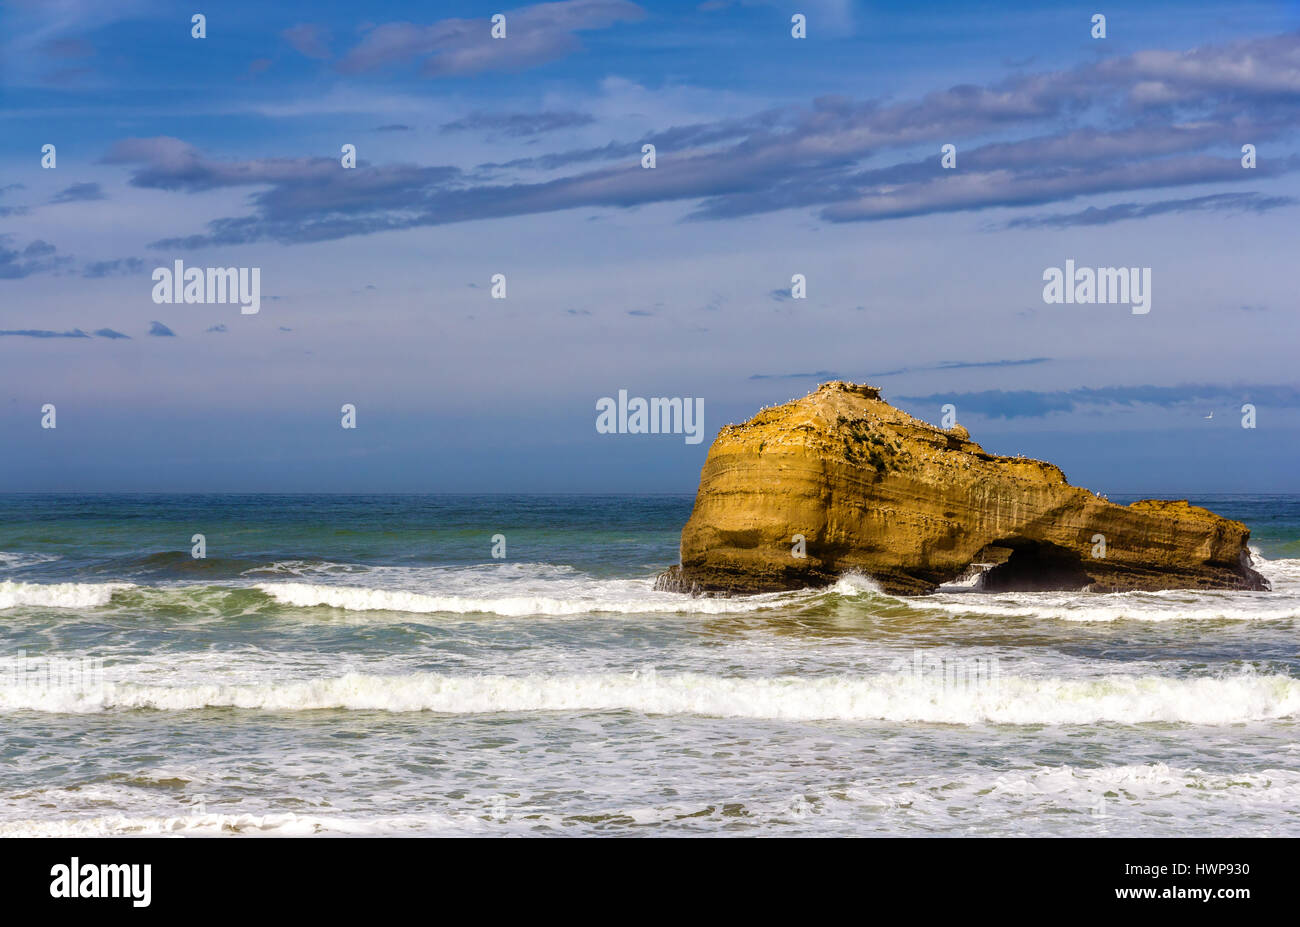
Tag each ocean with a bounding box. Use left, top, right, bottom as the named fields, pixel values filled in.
left=1, top=492, right=1298, bottom=837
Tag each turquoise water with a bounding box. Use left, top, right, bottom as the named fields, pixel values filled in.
left=2, top=493, right=1299, bottom=836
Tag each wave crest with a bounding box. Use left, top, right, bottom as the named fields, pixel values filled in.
left=254, top=581, right=803, bottom=616
left=5, top=669, right=1297, bottom=723
left=0, top=581, right=131, bottom=610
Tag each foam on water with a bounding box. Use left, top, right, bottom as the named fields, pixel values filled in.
left=250, top=562, right=884, bottom=617
left=8, top=759, right=1299, bottom=838
left=910, top=591, right=1300, bottom=622
left=254, top=578, right=812, bottom=616
left=906, top=555, right=1300, bottom=623
left=0, top=811, right=474, bottom=838
left=0, top=580, right=131, bottom=610
left=0, top=552, right=62, bottom=570
left=4, top=668, right=1297, bottom=723
left=3, top=555, right=1298, bottom=626
left=827, top=571, right=885, bottom=596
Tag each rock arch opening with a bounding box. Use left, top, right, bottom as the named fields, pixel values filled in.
left=974, top=538, right=1093, bottom=592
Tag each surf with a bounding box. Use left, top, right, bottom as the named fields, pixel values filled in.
left=4, top=668, right=1297, bottom=724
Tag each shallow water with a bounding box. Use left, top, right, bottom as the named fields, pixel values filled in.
left=1, top=493, right=1297, bottom=836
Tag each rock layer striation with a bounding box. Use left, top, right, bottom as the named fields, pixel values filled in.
left=660, top=382, right=1267, bottom=596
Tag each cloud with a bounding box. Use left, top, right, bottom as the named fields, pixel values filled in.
left=94, top=328, right=130, bottom=339
left=148, top=321, right=176, bottom=337
left=1, top=235, right=146, bottom=281
left=282, top=24, right=331, bottom=60
left=0, top=328, right=89, bottom=338
left=869, top=358, right=1053, bottom=377
left=749, top=359, right=1052, bottom=381
left=0, top=184, right=28, bottom=218
left=749, top=369, right=845, bottom=381
left=1094, top=31, right=1300, bottom=104
left=0, top=237, right=71, bottom=278
left=81, top=257, right=145, bottom=278
left=441, top=110, right=595, bottom=137
left=99, top=30, right=1300, bottom=248
left=374, top=124, right=412, bottom=132
left=897, top=384, right=1300, bottom=419
left=336, top=1, right=645, bottom=77
left=1003, top=192, right=1296, bottom=229
left=206, top=324, right=228, bottom=333
left=50, top=182, right=106, bottom=204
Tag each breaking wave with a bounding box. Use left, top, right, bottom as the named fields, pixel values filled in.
left=0, top=581, right=132, bottom=610
left=253, top=580, right=812, bottom=616
left=4, top=669, right=1298, bottom=723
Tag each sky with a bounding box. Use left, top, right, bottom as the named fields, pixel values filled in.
left=1, top=0, right=1299, bottom=493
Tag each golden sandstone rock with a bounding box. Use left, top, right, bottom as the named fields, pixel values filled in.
left=658, top=381, right=1268, bottom=596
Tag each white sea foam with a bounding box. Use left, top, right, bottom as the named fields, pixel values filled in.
left=912, top=592, right=1300, bottom=622
left=241, top=559, right=370, bottom=578
left=7, top=761, right=1298, bottom=838
left=907, top=556, right=1300, bottom=622
left=0, top=552, right=62, bottom=570
left=827, top=571, right=885, bottom=596
left=1255, top=552, right=1300, bottom=589
left=255, top=579, right=808, bottom=616
left=0, top=580, right=131, bottom=610
left=0, top=811, right=473, bottom=838
left=979, top=762, right=1300, bottom=804
left=4, top=669, right=1297, bottom=723
left=253, top=561, right=884, bottom=617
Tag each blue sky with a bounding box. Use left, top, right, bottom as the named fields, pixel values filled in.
left=2, top=0, right=1299, bottom=492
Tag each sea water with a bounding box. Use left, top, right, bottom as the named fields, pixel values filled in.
left=1, top=493, right=1297, bottom=836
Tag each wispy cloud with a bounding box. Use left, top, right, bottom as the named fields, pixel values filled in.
left=749, top=369, right=844, bottom=381
left=0, top=328, right=90, bottom=338
left=870, top=358, right=1053, bottom=377
left=0, top=184, right=28, bottom=218
left=1004, top=192, right=1296, bottom=229
left=441, top=110, right=595, bottom=137
left=94, top=30, right=1300, bottom=249
left=0, top=238, right=70, bottom=279
left=49, top=182, right=105, bottom=204
left=148, top=321, right=176, bottom=337
left=336, top=1, right=645, bottom=77
left=750, top=358, right=1053, bottom=381
left=82, top=257, right=145, bottom=278
left=282, top=24, right=332, bottom=60
left=898, top=384, right=1300, bottom=419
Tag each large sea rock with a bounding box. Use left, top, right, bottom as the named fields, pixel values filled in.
left=658, top=381, right=1268, bottom=596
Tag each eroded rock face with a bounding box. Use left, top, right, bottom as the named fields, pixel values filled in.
left=661, top=381, right=1268, bottom=596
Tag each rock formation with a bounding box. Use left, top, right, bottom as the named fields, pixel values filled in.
left=659, top=381, right=1267, bottom=596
